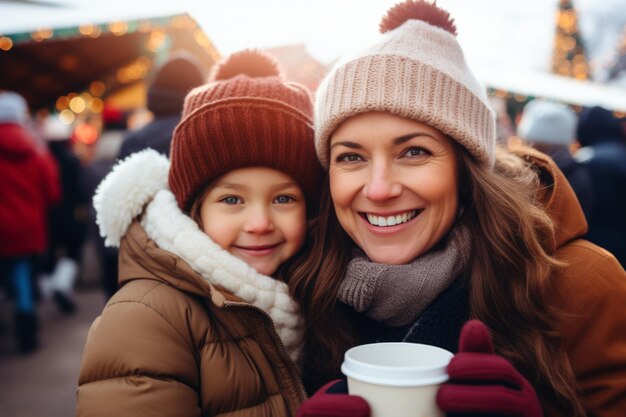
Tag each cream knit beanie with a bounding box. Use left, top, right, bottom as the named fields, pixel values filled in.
left=315, top=0, right=496, bottom=168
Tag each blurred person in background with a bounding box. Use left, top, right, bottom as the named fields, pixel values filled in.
left=517, top=99, right=593, bottom=219
left=118, top=51, right=205, bottom=159
left=0, top=91, right=60, bottom=353
left=38, top=114, right=89, bottom=315
left=575, top=105, right=626, bottom=268
left=83, top=106, right=128, bottom=300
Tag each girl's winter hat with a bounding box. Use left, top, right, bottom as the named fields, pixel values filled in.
left=517, top=99, right=576, bottom=145
left=168, top=49, right=321, bottom=210
left=314, top=0, right=496, bottom=168
left=0, top=91, right=29, bottom=124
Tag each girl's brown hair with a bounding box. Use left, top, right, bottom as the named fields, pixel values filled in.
left=290, top=145, right=585, bottom=415
left=287, top=174, right=357, bottom=390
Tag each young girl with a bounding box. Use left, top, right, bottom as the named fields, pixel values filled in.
left=76, top=50, right=322, bottom=417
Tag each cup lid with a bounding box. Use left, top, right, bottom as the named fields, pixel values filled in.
left=341, top=342, right=453, bottom=387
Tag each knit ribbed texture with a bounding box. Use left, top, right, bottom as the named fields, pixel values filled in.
left=315, top=16, right=496, bottom=168
left=169, top=50, right=320, bottom=210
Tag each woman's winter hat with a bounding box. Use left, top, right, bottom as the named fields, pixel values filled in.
left=147, top=51, right=205, bottom=117
left=169, top=49, right=321, bottom=210
left=0, top=91, right=29, bottom=124
left=315, top=0, right=496, bottom=168
left=517, top=99, right=576, bottom=145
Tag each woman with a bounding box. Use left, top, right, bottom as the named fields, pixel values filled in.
left=291, top=1, right=626, bottom=416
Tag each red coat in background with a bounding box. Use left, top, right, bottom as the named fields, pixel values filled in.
left=0, top=122, right=61, bottom=256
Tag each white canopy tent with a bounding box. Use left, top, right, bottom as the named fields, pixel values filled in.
left=474, top=66, right=626, bottom=112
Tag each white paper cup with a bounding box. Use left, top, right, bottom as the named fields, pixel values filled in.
left=341, top=343, right=453, bottom=417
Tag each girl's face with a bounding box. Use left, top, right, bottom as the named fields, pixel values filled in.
left=200, top=167, right=307, bottom=276
left=329, top=112, right=459, bottom=265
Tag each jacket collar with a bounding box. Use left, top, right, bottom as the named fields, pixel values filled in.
left=510, top=145, right=588, bottom=248
left=94, top=149, right=303, bottom=361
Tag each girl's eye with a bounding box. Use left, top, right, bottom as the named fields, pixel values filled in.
left=336, top=153, right=363, bottom=163
left=403, top=146, right=430, bottom=158
left=221, top=196, right=243, bottom=205
left=274, top=195, right=294, bottom=204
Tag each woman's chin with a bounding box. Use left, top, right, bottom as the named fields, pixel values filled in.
left=360, top=245, right=424, bottom=265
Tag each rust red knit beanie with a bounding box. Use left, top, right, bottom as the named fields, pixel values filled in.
left=169, top=49, right=321, bottom=211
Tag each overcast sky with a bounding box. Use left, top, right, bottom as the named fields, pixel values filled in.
left=2, top=0, right=625, bottom=80
left=184, top=0, right=626, bottom=78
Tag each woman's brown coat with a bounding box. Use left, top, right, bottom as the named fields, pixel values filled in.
left=516, top=147, right=626, bottom=417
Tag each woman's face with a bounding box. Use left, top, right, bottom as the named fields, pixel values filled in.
left=329, top=112, right=459, bottom=264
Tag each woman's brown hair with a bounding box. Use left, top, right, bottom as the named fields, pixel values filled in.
left=459, top=146, right=584, bottom=416
left=290, top=145, right=585, bottom=415
left=287, top=173, right=357, bottom=390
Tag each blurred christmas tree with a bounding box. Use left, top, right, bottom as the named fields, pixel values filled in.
left=552, top=0, right=590, bottom=80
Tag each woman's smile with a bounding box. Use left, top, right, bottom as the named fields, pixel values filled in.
left=359, top=209, right=422, bottom=228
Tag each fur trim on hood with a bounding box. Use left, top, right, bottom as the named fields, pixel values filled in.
left=93, top=149, right=303, bottom=360
left=94, top=149, right=170, bottom=247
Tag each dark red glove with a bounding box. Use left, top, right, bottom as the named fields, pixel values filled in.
left=436, top=320, right=543, bottom=417
left=297, top=379, right=370, bottom=417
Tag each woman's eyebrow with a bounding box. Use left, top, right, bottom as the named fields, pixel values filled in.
left=393, top=133, right=437, bottom=145
left=331, top=133, right=439, bottom=149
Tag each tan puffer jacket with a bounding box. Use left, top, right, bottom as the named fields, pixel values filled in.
left=76, top=150, right=306, bottom=417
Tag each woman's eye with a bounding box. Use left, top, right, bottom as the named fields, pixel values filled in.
left=221, top=196, right=243, bottom=205
left=336, top=153, right=363, bottom=163
left=274, top=195, right=294, bottom=204
left=403, top=147, right=430, bottom=158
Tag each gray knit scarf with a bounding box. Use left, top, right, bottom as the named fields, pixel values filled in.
left=338, top=225, right=471, bottom=326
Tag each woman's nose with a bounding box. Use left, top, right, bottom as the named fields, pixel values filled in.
left=243, top=206, right=274, bottom=233
left=362, top=162, right=402, bottom=202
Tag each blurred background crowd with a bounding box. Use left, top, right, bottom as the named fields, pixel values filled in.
left=0, top=0, right=625, bottom=416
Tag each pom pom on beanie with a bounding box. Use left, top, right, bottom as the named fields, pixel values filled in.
left=211, top=49, right=282, bottom=81
left=380, top=0, right=457, bottom=35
